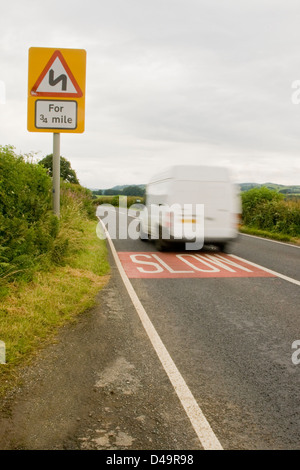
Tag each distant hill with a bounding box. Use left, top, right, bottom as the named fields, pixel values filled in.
left=239, top=183, right=300, bottom=195
left=111, top=184, right=146, bottom=191
left=92, top=184, right=146, bottom=196
left=91, top=182, right=300, bottom=197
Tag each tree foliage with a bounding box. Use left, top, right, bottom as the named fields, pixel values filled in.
left=38, top=154, right=79, bottom=184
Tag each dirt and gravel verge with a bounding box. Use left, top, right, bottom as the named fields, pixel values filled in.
left=0, top=263, right=201, bottom=451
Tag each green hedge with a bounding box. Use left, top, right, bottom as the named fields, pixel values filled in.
left=0, top=146, right=96, bottom=285
left=95, top=195, right=145, bottom=207
left=241, top=187, right=300, bottom=237
left=0, top=146, right=58, bottom=282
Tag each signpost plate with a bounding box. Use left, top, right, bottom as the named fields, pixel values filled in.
left=35, top=100, right=77, bottom=129
left=27, top=47, right=86, bottom=133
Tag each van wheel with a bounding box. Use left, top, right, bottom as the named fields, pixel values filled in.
left=155, top=226, right=168, bottom=251
left=140, top=227, right=148, bottom=241
left=217, top=242, right=227, bottom=253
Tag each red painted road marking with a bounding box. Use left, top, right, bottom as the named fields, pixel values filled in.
left=117, top=252, right=276, bottom=279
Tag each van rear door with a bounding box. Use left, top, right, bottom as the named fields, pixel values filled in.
left=169, top=180, right=235, bottom=239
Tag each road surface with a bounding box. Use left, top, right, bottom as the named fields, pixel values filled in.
left=97, top=206, right=300, bottom=450
left=0, top=206, right=299, bottom=451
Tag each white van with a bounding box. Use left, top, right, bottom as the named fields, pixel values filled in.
left=139, top=165, right=241, bottom=251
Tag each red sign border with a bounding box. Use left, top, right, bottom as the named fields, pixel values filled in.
left=30, top=50, right=83, bottom=98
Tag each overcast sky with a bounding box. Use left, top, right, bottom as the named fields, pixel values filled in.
left=1, top=0, right=300, bottom=188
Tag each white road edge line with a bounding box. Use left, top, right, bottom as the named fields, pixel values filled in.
left=99, top=218, right=223, bottom=451
left=240, top=232, right=300, bottom=249
left=229, top=254, right=300, bottom=287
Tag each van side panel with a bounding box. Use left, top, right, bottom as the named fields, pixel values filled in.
left=141, top=165, right=240, bottom=246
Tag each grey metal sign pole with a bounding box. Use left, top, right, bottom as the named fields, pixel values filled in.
left=53, top=132, right=60, bottom=217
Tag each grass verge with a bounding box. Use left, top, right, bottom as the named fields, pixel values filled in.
left=0, top=219, right=110, bottom=397
left=239, top=225, right=300, bottom=245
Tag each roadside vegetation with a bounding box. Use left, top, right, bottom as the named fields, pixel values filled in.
left=1, top=148, right=298, bottom=395
left=95, top=185, right=300, bottom=244
left=240, top=186, right=300, bottom=243
left=0, top=145, right=110, bottom=396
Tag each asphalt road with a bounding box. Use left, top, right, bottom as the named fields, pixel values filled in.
left=98, top=207, right=300, bottom=450
left=0, top=207, right=299, bottom=452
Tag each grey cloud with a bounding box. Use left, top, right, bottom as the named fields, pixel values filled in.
left=1, top=0, right=300, bottom=187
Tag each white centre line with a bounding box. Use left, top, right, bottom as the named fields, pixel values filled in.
left=98, top=218, right=223, bottom=451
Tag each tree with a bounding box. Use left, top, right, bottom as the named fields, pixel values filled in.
left=38, top=154, right=79, bottom=184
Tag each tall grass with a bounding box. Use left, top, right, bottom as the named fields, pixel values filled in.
left=0, top=218, right=109, bottom=395
left=0, top=149, right=110, bottom=395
